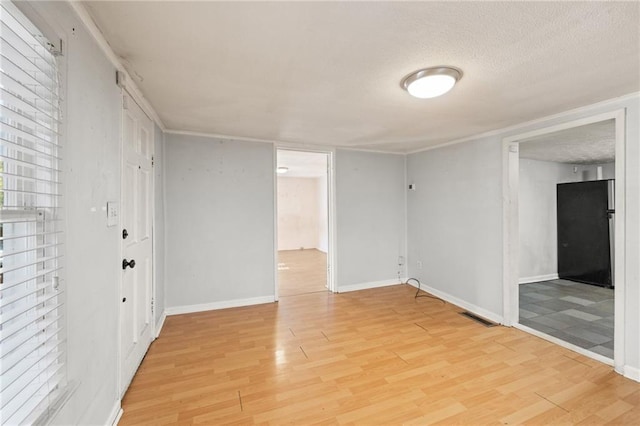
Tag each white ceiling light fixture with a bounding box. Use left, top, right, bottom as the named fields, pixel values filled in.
left=401, top=66, right=463, bottom=99
left=276, top=166, right=289, bottom=174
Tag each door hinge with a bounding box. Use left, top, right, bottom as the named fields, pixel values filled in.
left=116, top=70, right=127, bottom=88
left=151, top=156, right=154, bottom=167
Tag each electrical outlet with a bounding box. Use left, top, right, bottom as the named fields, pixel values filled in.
left=417, top=261, right=423, bottom=269
left=106, top=201, right=119, bottom=227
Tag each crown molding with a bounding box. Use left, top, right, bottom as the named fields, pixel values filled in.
left=406, top=91, right=640, bottom=155
left=68, top=1, right=166, bottom=131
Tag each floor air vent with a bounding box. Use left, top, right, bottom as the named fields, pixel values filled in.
left=460, top=311, right=496, bottom=327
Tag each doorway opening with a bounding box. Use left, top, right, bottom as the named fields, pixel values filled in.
left=503, top=110, right=626, bottom=371
left=275, top=149, right=333, bottom=297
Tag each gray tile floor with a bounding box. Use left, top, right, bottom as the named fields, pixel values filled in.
left=519, top=279, right=614, bottom=359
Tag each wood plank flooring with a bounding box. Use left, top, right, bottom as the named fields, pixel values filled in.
left=120, top=285, right=640, bottom=425
left=278, top=249, right=327, bottom=297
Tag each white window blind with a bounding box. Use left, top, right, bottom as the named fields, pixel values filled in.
left=0, top=2, right=65, bottom=425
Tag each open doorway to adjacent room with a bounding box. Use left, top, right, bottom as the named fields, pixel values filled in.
left=503, top=110, right=626, bottom=370
left=517, top=120, right=616, bottom=359
left=276, top=149, right=331, bottom=297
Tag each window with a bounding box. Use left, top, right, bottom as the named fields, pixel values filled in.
left=1, top=2, right=66, bottom=424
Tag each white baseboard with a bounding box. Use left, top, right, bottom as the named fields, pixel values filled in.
left=406, top=280, right=503, bottom=324
left=106, top=400, right=123, bottom=426
left=166, top=296, right=275, bottom=316
left=519, top=273, right=558, bottom=284
left=155, top=311, right=167, bottom=338
left=624, top=365, right=640, bottom=382
left=338, top=279, right=403, bottom=293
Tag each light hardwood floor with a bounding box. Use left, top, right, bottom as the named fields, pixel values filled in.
left=278, top=249, right=327, bottom=297
left=121, top=285, right=640, bottom=425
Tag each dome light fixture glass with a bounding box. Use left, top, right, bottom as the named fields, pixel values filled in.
left=401, top=66, right=462, bottom=99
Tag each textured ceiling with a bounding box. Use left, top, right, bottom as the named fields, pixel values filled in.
left=277, top=150, right=327, bottom=178
left=519, top=120, right=615, bottom=164
left=84, top=1, right=639, bottom=153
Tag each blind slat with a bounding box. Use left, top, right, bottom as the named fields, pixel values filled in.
left=0, top=254, right=62, bottom=274
left=1, top=87, right=61, bottom=125
left=0, top=154, right=61, bottom=173
left=0, top=105, right=59, bottom=140
left=0, top=301, right=63, bottom=344
left=1, top=188, right=63, bottom=197
left=1, top=317, right=60, bottom=360
left=0, top=170, right=61, bottom=185
left=0, top=134, right=61, bottom=159
left=0, top=26, right=58, bottom=82
left=1, top=102, right=60, bottom=135
left=0, top=266, right=63, bottom=292
left=0, top=230, right=62, bottom=243
left=0, top=71, right=60, bottom=117
left=0, top=116, right=59, bottom=145
left=0, top=54, right=57, bottom=102
left=0, top=31, right=57, bottom=88
left=0, top=242, right=62, bottom=259
left=1, top=337, right=62, bottom=387
left=0, top=281, right=56, bottom=311
left=3, top=369, right=64, bottom=426
left=0, top=290, right=62, bottom=326
left=2, top=358, right=64, bottom=423
left=0, top=3, right=58, bottom=69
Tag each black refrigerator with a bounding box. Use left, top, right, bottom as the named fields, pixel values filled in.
left=557, top=180, right=614, bottom=288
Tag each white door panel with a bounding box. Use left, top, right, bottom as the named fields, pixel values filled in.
left=120, top=92, right=154, bottom=396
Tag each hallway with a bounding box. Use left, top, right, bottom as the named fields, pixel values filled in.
left=278, top=249, right=327, bottom=297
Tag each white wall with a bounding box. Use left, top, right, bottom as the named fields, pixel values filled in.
left=407, top=138, right=504, bottom=317
left=277, top=177, right=321, bottom=251
left=519, top=160, right=615, bottom=282
left=23, top=2, right=124, bottom=424
left=164, top=135, right=275, bottom=309
left=336, top=150, right=406, bottom=288
left=408, top=94, right=640, bottom=376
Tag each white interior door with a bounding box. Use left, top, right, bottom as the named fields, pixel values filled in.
left=120, top=92, right=154, bottom=396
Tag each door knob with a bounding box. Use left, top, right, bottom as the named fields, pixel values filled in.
left=122, top=229, right=129, bottom=239
left=122, top=258, right=136, bottom=270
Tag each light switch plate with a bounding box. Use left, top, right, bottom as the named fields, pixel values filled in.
left=106, top=201, right=119, bottom=227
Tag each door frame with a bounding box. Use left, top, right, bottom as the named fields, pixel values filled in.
left=273, top=145, right=337, bottom=300
left=117, top=89, right=156, bottom=397
left=502, top=109, right=626, bottom=372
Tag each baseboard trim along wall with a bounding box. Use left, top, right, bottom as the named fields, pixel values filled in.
left=518, top=274, right=559, bottom=285
left=406, top=280, right=504, bottom=325
left=155, top=311, right=167, bottom=338
left=165, top=296, right=276, bottom=316
left=338, top=279, right=404, bottom=293
left=624, top=366, right=640, bottom=382
left=106, top=401, right=122, bottom=426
